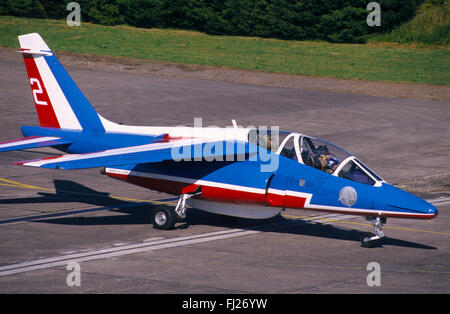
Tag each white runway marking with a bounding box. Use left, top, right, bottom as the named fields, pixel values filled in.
left=429, top=197, right=450, bottom=207
left=0, top=228, right=261, bottom=277
left=0, top=214, right=353, bottom=277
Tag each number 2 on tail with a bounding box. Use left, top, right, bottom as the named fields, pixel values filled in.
left=30, top=78, right=48, bottom=106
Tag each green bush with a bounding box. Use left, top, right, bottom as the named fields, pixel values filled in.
left=320, top=6, right=368, bottom=43
left=0, top=0, right=427, bottom=43
left=388, top=0, right=449, bottom=45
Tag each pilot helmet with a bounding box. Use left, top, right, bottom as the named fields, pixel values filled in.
left=327, top=157, right=339, bottom=169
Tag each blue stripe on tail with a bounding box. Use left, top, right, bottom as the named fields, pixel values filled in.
left=43, top=54, right=105, bottom=133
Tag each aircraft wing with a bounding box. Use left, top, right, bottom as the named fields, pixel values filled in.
left=0, top=136, right=71, bottom=152
left=14, top=138, right=258, bottom=170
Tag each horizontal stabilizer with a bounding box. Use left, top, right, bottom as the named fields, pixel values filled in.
left=0, top=136, right=71, bottom=152
left=15, top=139, right=259, bottom=170
left=17, top=49, right=52, bottom=56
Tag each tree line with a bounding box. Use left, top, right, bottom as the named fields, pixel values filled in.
left=0, top=0, right=424, bottom=43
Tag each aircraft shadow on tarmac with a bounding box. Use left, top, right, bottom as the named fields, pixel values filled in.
left=1, top=179, right=128, bottom=207
left=0, top=180, right=436, bottom=250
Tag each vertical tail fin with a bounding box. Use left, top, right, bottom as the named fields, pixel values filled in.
left=18, top=33, right=105, bottom=133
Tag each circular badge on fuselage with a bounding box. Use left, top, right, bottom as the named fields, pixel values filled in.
left=339, top=186, right=357, bottom=207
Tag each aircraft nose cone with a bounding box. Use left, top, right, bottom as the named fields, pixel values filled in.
left=418, top=198, right=438, bottom=218
left=379, top=184, right=438, bottom=219
left=425, top=203, right=438, bottom=219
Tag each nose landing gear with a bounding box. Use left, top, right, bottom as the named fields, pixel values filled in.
left=360, top=216, right=386, bottom=248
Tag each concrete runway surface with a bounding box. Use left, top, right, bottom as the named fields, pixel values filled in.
left=0, top=60, right=449, bottom=294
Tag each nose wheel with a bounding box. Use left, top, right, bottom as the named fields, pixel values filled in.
left=360, top=216, right=386, bottom=248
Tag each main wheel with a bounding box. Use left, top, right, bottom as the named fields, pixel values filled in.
left=151, top=206, right=176, bottom=230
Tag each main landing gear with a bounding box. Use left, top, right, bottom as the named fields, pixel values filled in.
left=360, top=216, right=386, bottom=248
left=151, top=192, right=201, bottom=230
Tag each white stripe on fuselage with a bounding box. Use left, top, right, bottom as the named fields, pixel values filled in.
left=99, top=116, right=252, bottom=143
left=105, top=169, right=433, bottom=218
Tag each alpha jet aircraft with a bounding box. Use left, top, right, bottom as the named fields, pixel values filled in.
left=0, top=33, right=438, bottom=247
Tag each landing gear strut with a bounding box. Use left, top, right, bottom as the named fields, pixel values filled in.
left=151, top=191, right=201, bottom=230
left=174, top=191, right=201, bottom=220
left=360, top=216, right=386, bottom=248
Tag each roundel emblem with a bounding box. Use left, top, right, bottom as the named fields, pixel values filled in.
left=339, top=186, right=357, bottom=207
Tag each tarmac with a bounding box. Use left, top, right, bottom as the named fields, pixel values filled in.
left=0, top=60, right=449, bottom=294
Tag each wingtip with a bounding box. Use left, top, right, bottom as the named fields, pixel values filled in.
left=12, top=155, right=63, bottom=168
left=12, top=160, right=34, bottom=167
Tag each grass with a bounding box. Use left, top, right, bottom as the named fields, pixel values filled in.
left=0, top=15, right=449, bottom=85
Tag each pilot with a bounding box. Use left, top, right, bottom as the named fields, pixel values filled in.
left=315, top=146, right=331, bottom=171
left=262, top=134, right=272, bottom=151
left=325, top=157, right=339, bottom=174
left=318, top=153, right=337, bottom=173
left=317, top=154, right=329, bottom=171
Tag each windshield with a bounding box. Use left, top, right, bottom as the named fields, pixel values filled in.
left=337, top=159, right=375, bottom=185
left=354, top=158, right=383, bottom=182
left=337, top=158, right=384, bottom=186
left=300, top=136, right=351, bottom=174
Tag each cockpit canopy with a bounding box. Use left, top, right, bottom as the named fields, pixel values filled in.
left=248, top=130, right=384, bottom=186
